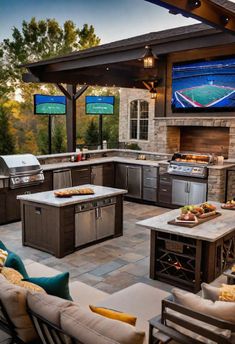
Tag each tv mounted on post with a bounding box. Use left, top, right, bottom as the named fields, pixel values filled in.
left=171, top=56, right=235, bottom=112
left=85, top=96, right=115, bottom=115
left=34, top=94, right=66, bottom=115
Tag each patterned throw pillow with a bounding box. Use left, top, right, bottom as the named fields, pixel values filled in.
left=0, top=249, right=8, bottom=271
left=219, top=284, right=235, bottom=302
left=1, top=267, right=45, bottom=293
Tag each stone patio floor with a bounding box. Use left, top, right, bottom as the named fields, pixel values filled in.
left=0, top=201, right=173, bottom=294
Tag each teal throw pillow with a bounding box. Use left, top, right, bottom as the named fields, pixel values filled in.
left=0, top=241, right=29, bottom=279
left=23, top=272, right=72, bottom=301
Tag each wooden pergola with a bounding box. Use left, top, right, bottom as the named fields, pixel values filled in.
left=21, top=0, right=235, bottom=152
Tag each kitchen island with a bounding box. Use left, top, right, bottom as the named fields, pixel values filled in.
left=18, top=185, right=127, bottom=258
left=137, top=202, right=235, bottom=292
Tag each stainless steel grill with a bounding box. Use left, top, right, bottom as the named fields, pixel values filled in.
left=0, top=154, right=44, bottom=189
left=167, top=152, right=213, bottom=178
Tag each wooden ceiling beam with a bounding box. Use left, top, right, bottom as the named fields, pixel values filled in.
left=145, top=0, right=235, bottom=34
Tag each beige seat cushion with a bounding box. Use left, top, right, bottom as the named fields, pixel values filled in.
left=61, top=304, right=145, bottom=344
left=27, top=291, right=74, bottom=327
left=97, top=282, right=170, bottom=336
left=168, top=288, right=234, bottom=344
left=25, top=260, right=108, bottom=305
left=0, top=274, right=38, bottom=342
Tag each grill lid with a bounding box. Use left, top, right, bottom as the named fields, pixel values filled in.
left=170, top=152, right=213, bottom=165
left=0, top=154, right=41, bottom=176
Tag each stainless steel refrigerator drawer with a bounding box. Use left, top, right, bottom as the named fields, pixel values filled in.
left=143, top=187, right=157, bottom=202
left=143, top=177, right=157, bottom=188
left=143, top=166, right=158, bottom=179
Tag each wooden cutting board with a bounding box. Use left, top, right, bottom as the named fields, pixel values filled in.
left=168, top=212, right=222, bottom=228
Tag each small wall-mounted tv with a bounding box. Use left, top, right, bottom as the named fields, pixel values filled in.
left=85, top=96, right=115, bottom=115
left=34, top=94, right=66, bottom=115
left=172, top=57, right=235, bottom=112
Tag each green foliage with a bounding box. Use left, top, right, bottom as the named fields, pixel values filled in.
left=126, top=143, right=141, bottom=151
left=0, top=17, right=100, bottom=154
left=52, top=118, right=66, bottom=153
left=84, top=119, right=99, bottom=147
left=0, top=105, right=15, bottom=155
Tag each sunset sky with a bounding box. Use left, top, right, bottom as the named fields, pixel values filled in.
left=0, top=0, right=200, bottom=44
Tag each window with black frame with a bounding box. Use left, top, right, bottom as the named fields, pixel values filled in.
left=129, top=100, right=149, bottom=140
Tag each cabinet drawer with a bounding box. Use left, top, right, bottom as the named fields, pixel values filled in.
left=143, top=188, right=157, bottom=202
left=158, top=192, right=171, bottom=204
left=143, top=177, right=157, bottom=188
left=159, top=184, right=172, bottom=193
left=160, top=174, right=172, bottom=185
left=143, top=166, right=158, bottom=179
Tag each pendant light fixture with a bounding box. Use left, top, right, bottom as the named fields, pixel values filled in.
left=142, top=46, right=157, bottom=69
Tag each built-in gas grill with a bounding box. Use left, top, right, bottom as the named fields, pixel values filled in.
left=0, top=154, right=44, bottom=189
left=167, top=152, right=213, bottom=178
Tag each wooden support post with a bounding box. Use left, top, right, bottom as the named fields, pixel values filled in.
left=66, top=85, right=77, bottom=152
left=65, top=84, right=89, bottom=152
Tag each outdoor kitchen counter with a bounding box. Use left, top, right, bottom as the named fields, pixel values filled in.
left=137, top=202, right=235, bottom=292
left=17, top=184, right=127, bottom=207
left=137, top=202, right=234, bottom=242
left=18, top=185, right=127, bottom=258
left=41, top=156, right=165, bottom=171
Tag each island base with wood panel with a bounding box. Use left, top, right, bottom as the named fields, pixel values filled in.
left=18, top=185, right=127, bottom=258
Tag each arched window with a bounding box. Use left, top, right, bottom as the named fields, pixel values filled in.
left=130, top=100, right=149, bottom=140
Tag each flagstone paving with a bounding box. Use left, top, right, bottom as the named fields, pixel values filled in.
left=0, top=201, right=173, bottom=294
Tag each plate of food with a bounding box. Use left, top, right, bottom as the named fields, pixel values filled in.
left=221, top=199, right=235, bottom=210
left=168, top=203, right=220, bottom=227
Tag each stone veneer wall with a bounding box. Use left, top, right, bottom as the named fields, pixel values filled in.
left=153, top=118, right=235, bottom=159
left=119, top=88, right=155, bottom=151
left=208, top=169, right=227, bottom=202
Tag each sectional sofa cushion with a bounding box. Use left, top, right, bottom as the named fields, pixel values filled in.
left=61, top=305, right=145, bottom=344
left=0, top=274, right=38, bottom=342
left=23, top=272, right=72, bottom=300
left=0, top=241, right=29, bottom=278
left=168, top=288, right=234, bottom=343
left=27, top=291, right=74, bottom=327
left=201, top=283, right=220, bottom=301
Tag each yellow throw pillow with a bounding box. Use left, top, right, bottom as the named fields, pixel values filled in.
left=89, top=305, right=137, bottom=326
left=1, top=266, right=23, bottom=283
left=219, top=284, right=235, bottom=302
left=0, top=249, right=8, bottom=271
left=1, top=267, right=45, bottom=293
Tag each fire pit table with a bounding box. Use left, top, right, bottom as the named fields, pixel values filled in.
left=137, top=202, right=235, bottom=292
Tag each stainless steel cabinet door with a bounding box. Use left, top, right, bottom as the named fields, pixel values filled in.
left=188, top=182, right=207, bottom=204
left=127, top=166, right=142, bottom=199
left=172, top=179, right=188, bottom=206
left=91, top=166, right=103, bottom=185
left=115, top=164, right=128, bottom=189
left=75, top=209, right=96, bottom=247
left=96, top=204, right=115, bottom=240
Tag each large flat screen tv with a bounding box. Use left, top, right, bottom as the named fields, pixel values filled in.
left=85, top=96, right=115, bottom=115
left=172, top=57, right=235, bottom=112
left=34, top=94, right=66, bottom=115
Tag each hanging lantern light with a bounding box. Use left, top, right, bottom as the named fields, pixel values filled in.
left=142, top=46, right=157, bottom=69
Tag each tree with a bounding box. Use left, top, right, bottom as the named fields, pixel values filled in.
left=1, top=18, right=100, bottom=97
left=53, top=119, right=66, bottom=153
left=84, top=119, right=99, bottom=148
left=0, top=105, right=15, bottom=154
left=0, top=17, right=100, bottom=153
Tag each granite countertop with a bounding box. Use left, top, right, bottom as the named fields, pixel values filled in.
left=42, top=156, right=164, bottom=171
left=17, top=184, right=127, bottom=207
left=137, top=201, right=235, bottom=242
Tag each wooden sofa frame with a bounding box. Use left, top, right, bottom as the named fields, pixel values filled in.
left=149, top=296, right=235, bottom=344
